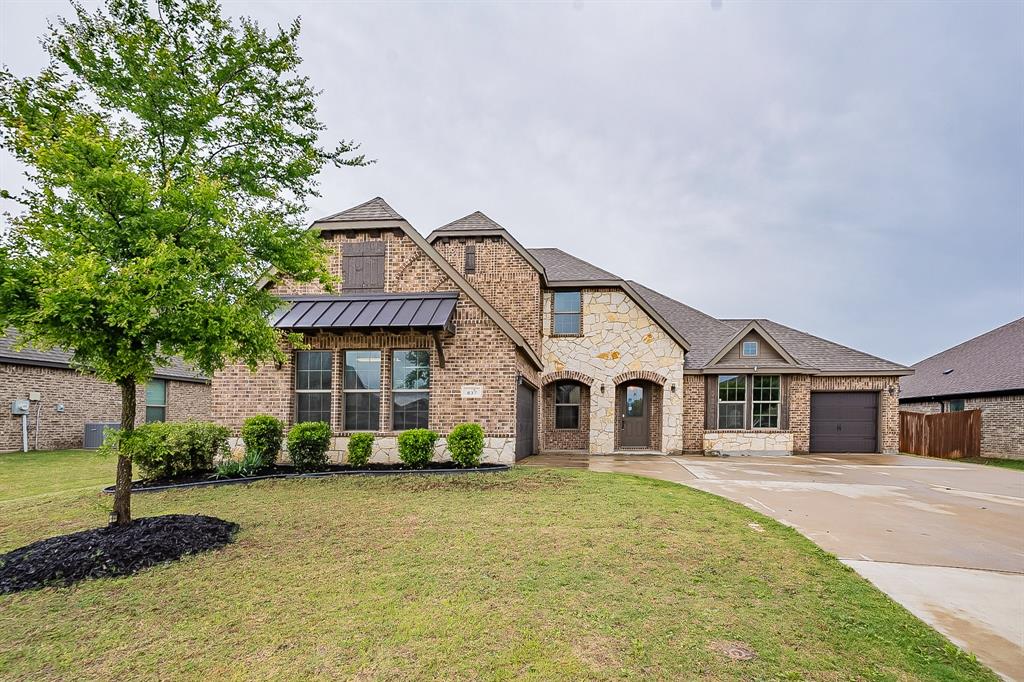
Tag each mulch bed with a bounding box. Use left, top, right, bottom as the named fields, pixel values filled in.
left=0, top=515, right=238, bottom=595
left=130, top=462, right=508, bottom=490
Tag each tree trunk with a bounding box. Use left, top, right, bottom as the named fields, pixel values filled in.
left=112, top=377, right=137, bottom=527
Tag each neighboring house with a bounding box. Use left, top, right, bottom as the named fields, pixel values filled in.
left=900, top=318, right=1024, bottom=459
left=212, top=197, right=911, bottom=463
left=1, top=331, right=211, bottom=452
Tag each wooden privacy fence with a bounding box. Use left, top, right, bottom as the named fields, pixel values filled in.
left=900, top=410, right=981, bottom=458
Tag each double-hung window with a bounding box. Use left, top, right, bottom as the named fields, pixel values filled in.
left=392, top=350, right=430, bottom=430
left=145, top=379, right=166, bottom=423
left=554, top=382, right=581, bottom=429
left=295, top=351, right=332, bottom=424
left=717, top=375, right=746, bottom=429
left=553, top=291, right=582, bottom=335
left=343, top=350, right=381, bottom=430
left=752, top=375, right=781, bottom=428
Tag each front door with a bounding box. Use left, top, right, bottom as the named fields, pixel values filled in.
left=619, top=384, right=649, bottom=448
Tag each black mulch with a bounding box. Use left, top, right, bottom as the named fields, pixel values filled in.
left=0, top=514, right=238, bottom=595
left=133, top=461, right=507, bottom=489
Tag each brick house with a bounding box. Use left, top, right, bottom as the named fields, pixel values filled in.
left=900, top=318, right=1023, bottom=459
left=1, top=331, right=210, bottom=452
left=213, top=197, right=911, bottom=463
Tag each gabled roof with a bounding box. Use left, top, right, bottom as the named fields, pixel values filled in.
left=426, top=211, right=546, bottom=275
left=704, top=319, right=807, bottom=369
left=432, top=211, right=503, bottom=233
left=0, top=330, right=209, bottom=383
left=316, top=197, right=404, bottom=223
left=900, top=317, right=1024, bottom=400
left=530, top=248, right=618, bottom=284
left=626, top=282, right=736, bottom=367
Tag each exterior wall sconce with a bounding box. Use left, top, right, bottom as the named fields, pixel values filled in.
left=887, top=385, right=897, bottom=397
left=670, top=383, right=677, bottom=393
left=600, top=384, right=605, bottom=394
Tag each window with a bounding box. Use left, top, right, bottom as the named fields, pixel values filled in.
left=717, top=375, right=746, bottom=429
left=948, top=399, right=965, bottom=412
left=554, top=382, right=581, bottom=429
left=464, top=244, right=476, bottom=274
left=343, top=350, right=380, bottom=430
left=742, top=340, right=759, bottom=357
left=625, top=385, right=645, bottom=417
left=393, top=350, right=430, bottom=430
left=342, top=241, right=385, bottom=291
left=145, top=379, right=166, bottom=423
left=752, top=375, right=781, bottom=428
left=553, top=291, right=582, bottom=335
left=296, top=351, right=332, bottom=424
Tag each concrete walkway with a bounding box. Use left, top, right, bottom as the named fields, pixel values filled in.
left=521, top=452, right=1024, bottom=680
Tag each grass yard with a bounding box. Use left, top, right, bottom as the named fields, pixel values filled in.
left=957, top=457, right=1024, bottom=471
left=0, top=451, right=994, bottom=680
left=0, top=449, right=113, bottom=502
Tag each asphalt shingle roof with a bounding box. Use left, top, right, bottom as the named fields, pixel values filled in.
left=0, top=330, right=208, bottom=382
left=317, top=197, right=403, bottom=223
left=626, top=282, right=737, bottom=368
left=900, top=317, right=1024, bottom=400
left=434, top=211, right=505, bottom=232
left=529, top=248, right=618, bottom=283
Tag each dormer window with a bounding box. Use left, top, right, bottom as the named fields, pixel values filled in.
left=742, top=340, right=758, bottom=357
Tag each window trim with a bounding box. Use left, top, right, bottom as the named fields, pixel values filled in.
left=947, top=398, right=965, bottom=413
left=145, top=379, right=167, bottom=423
left=717, top=375, right=746, bottom=430
left=391, top=349, right=431, bottom=431
left=553, top=381, right=582, bottom=430
left=342, top=349, right=381, bottom=431
left=751, top=375, right=781, bottom=429
left=741, top=340, right=759, bottom=357
left=295, top=350, right=333, bottom=425
left=552, top=290, right=582, bottom=336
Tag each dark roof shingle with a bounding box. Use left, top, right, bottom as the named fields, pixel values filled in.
left=434, top=211, right=504, bottom=232
left=317, top=197, right=403, bottom=223
left=900, top=317, right=1024, bottom=400
left=529, top=248, right=618, bottom=283
left=627, top=282, right=737, bottom=368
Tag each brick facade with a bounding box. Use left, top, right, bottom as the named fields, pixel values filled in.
left=901, top=393, right=1024, bottom=459
left=1, top=363, right=210, bottom=452
left=541, top=381, right=591, bottom=451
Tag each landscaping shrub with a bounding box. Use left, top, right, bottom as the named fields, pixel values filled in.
left=397, top=429, right=438, bottom=468
left=347, top=433, right=374, bottom=467
left=448, top=423, right=485, bottom=468
left=287, top=422, right=332, bottom=472
left=241, top=415, right=284, bottom=469
left=108, top=421, right=229, bottom=479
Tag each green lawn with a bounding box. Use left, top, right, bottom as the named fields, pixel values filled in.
left=0, top=451, right=994, bottom=680
left=958, top=457, right=1024, bottom=471
left=0, top=449, right=113, bottom=502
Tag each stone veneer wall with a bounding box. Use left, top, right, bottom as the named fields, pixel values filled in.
left=541, top=288, right=686, bottom=453
left=901, top=394, right=1023, bottom=459
left=1, top=363, right=210, bottom=452
left=703, top=431, right=794, bottom=455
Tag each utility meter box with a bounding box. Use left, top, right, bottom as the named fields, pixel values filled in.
left=11, top=400, right=30, bottom=415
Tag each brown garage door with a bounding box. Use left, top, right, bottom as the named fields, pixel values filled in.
left=810, top=392, right=878, bottom=453
left=515, top=382, right=536, bottom=460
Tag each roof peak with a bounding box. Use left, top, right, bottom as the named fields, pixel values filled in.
left=317, top=196, right=404, bottom=223
left=434, top=210, right=505, bottom=233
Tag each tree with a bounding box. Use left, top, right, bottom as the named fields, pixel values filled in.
left=0, top=0, right=365, bottom=525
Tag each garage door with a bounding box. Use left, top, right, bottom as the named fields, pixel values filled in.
left=515, top=382, right=536, bottom=460
left=810, top=392, right=878, bottom=453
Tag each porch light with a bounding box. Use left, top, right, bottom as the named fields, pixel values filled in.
left=600, top=384, right=605, bottom=394
left=671, top=383, right=676, bottom=393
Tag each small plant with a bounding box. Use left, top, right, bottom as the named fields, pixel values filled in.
left=448, top=423, right=484, bottom=468
left=397, top=429, right=439, bottom=468
left=241, top=415, right=284, bottom=469
left=347, top=433, right=374, bottom=468
left=212, top=459, right=244, bottom=479
left=287, top=422, right=332, bottom=472
left=105, top=421, right=229, bottom=479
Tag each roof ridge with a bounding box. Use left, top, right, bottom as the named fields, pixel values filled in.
left=433, top=210, right=504, bottom=232
left=317, top=196, right=403, bottom=222
left=759, top=318, right=909, bottom=369
left=910, top=316, right=1024, bottom=367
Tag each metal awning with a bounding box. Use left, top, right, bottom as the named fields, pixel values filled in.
left=270, top=292, right=458, bottom=334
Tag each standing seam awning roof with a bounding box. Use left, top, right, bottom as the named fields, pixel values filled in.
left=271, top=293, right=459, bottom=333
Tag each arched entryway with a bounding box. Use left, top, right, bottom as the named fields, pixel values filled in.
left=614, top=377, right=664, bottom=451
left=541, top=379, right=591, bottom=452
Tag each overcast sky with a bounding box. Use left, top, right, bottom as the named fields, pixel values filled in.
left=2, top=0, right=1022, bottom=365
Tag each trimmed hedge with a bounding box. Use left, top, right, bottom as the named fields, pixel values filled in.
left=397, top=429, right=438, bottom=468
left=347, top=433, right=373, bottom=467
left=109, top=421, right=230, bottom=480
left=241, top=415, right=284, bottom=469
left=287, top=422, right=332, bottom=472
left=448, top=423, right=484, bottom=468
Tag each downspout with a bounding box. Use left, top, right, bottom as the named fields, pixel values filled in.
left=34, top=399, right=41, bottom=451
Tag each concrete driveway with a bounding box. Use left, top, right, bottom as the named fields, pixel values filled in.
left=522, top=453, right=1024, bottom=680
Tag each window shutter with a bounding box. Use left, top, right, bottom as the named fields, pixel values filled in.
left=342, top=241, right=385, bottom=291
left=705, top=375, right=717, bottom=429
left=464, top=244, right=476, bottom=274
left=780, top=375, right=790, bottom=430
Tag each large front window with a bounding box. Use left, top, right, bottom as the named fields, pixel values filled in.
left=392, top=350, right=430, bottom=430
left=295, top=351, right=332, bottom=424
left=553, top=291, right=582, bottom=335
left=343, top=350, right=380, bottom=430
left=752, top=375, right=781, bottom=428
left=717, top=375, right=746, bottom=429
left=554, top=382, right=581, bottom=429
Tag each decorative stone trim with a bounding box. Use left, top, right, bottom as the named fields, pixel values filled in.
left=613, top=370, right=667, bottom=386
left=540, top=370, right=595, bottom=386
